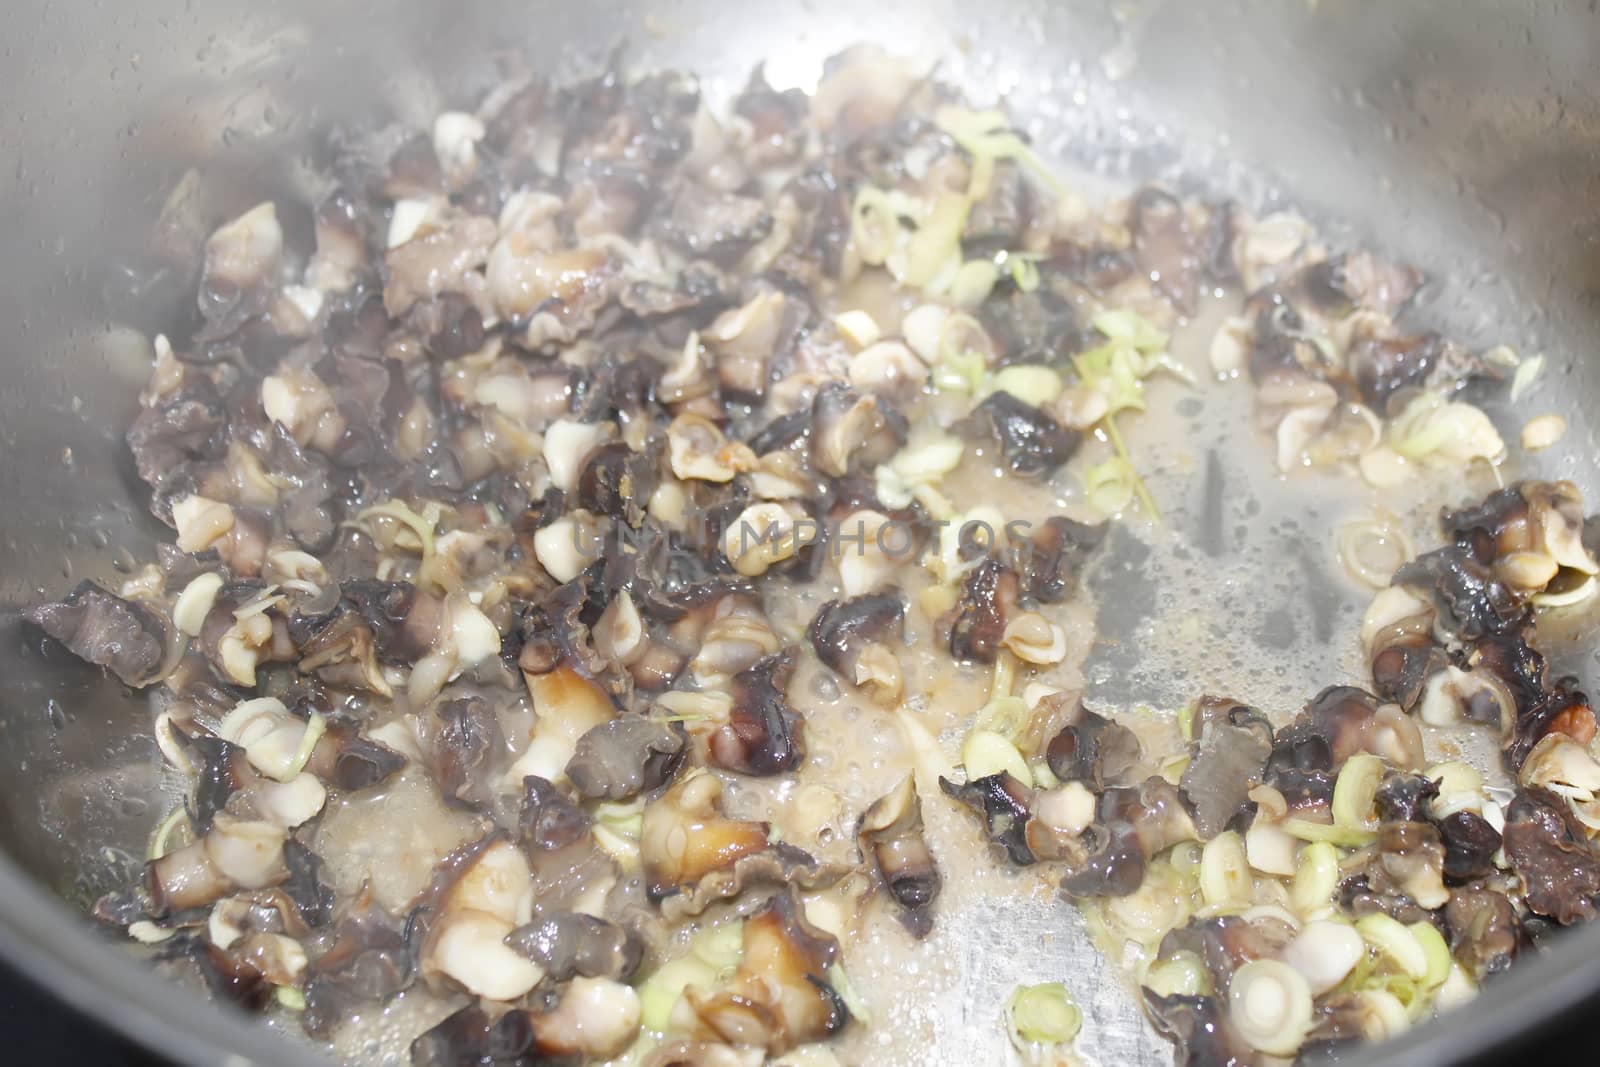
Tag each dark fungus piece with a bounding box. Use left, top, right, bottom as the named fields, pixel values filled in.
left=182, top=733, right=250, bottom=833
left=1467, top=629, right=1549, bottom=714
left=382, top=131, right=444, bottom=198
left=576, top=440, right=658, bottom=527
left=1044, top=698, right=1140, bottom=791
left=1470, top=632, right=1598, bottom=769
left=301, top=886, right=414, bottom=1037
left=430, top=696, right=504, bottom=810
left=942, top=559, right=1021, bottom=664
left=520, top=575, right=632, bottom=702
left=25, top=580, right=171, bottom=687
left=294, top=609, right=389, bottom=696
left=733, top=63, right=809, bottom=165
left=1501, top=785, right=1600, bottom=924
left=1446, top=489, right=1539, bottom=582
left=658, top=841, right=842, bottom=922
left=1375, top=821, right=1449, bottom=910
left=1157, top=915, right=1279, bottom=996
left=940, top=772, right=1035, bottom=866
left=857, top=776, right=941, bottom=937
left=267, top=425, right=339, bottom=552
left=505, top=912, right=644, bottom=983
left=1313, top=249, right=1423, bottom=319
left=571, top=349, right=658, bottom=425
left=1062, top=819, right=1144, bottom=898
left=1440, top=485, right=1530, bottom=563
left=126, top=381, right=227, bottom=494
left=1373, top=772, right=1440, bottom=824
left=655, top=183, right=773, bottom=265
left=710, top=651, right=805, bottom=776
left=1064, top=778, right=1200, bottom=899
left=1394, top=545, right=1525, bottom=642
left=779, top=163, right=853, bottom=282
left=306, top=718, right=407, bottom=792
left=965, top=392, right=1080, bottom=479
left=1369, top=625, right=1446, bottom=713
left=283, top=840, right=336, bottom=928
left=591, top=522, right=712, bottom=632
left=521, top=775, right=592, bottom=852
left=808, top=592, right=905, bottom=682
left=1179, top=705, right=1273, bottom=838
left=192, top=940, right=274, bottom=1012
left=1266, top=717, right=1333, bottom=777
left=414, top=292, right=486, bottom=360
left=1437, top=810, right=1501, bottom=885
left=962, top=159, right=1033, bottom=256
left=1349, top=332, right=1443, bottom=414
left=979, top=278, right=1080, bottom=365
left=1051, top=241, right=1138, bottom=294
left=1336, top=871, right=1433, bottom=926
left=1202, top=201, right=1243, bottom=283
left=1444, top=884, right=1523, bottom=980
left=410, top=1004, right=540, bottom=1067
left=745, top=408, right=812, bottom=454
left=1129, top=187, right=1200, bottom=314
left=334, top=579, right=446, bottom=664
left=1271, top=685, right=1423, bottom=772
left=1268, top=767, right=1335, bottom=821
left=1119, top=777, right=1204, bottom=859
left=809, top=381, right=904, bottom=478
left=1009, top=515, right=1107, bottom=604
left=565, top=718, right=687, bottom=800
left=1142, top=991, right=1252, bottom=1067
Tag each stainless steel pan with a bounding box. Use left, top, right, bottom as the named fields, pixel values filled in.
left=4, top=1, right=1600, bottom=1063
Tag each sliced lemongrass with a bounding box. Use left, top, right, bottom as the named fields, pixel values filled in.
left=962, top=730, right=1033, bottom=786
left=1332, top=753, right=1385, bottom=830
left=1006, top=982, right=1082, bottom=1047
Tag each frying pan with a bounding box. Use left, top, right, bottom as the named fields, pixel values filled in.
left=3, top=1, right=1599, bottom=1063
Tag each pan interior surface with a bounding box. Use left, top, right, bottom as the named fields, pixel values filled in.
left=2, top=2, right=1599, bottom=1064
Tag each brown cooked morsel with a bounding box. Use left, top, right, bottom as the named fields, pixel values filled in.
left=964, top=391, right=1081, bottom=479
left=1129, top=186, right=1200, bottom=314
left=1179, top=704, right=1273, bottom=838
left=940, top=772, right=1036, bottom=866
left=1043, top=696, right=1141, bottom=792
left=678, top=888, right=850, bottom=1054
left=941, top=559, right=1022, bottom=664
left=1501, top=786, right=1600, bottom=924
left=565, top=718, right=687, bottom=800
left=858, top=776, right=941, bottom=937
left=25, top=581, right=172, bottom=688
left=505, top=912, right=644, bottom=983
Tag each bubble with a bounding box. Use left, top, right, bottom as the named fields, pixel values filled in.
left=118, top=796, right=149, bottom=818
